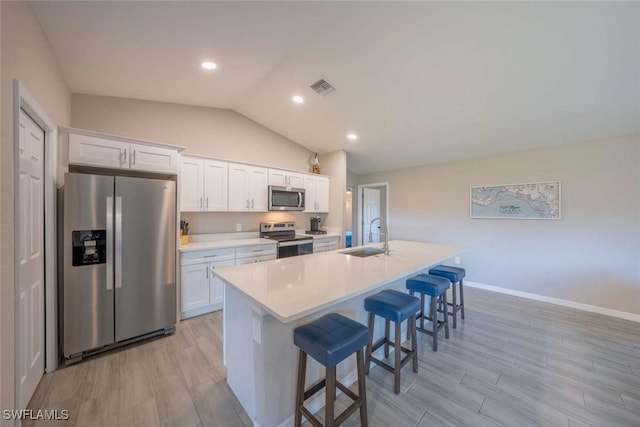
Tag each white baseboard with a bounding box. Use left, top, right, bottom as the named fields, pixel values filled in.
left=465, top=281, right=640, bottom=323
left=276, top=369, right=359, bottom=427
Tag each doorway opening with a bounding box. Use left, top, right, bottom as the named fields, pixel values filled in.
left=356, top=183, right=389, bottom=246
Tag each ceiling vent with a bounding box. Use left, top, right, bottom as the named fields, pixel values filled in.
left=310, top=79, right=336, bottom=96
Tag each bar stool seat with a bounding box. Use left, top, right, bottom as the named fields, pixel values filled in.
left=406, top=274, right=450, bottom=351
left=364, top=290, right=419, bottom=394
left=429, top=265, right=466, bottom=329
left=294, top=313, right=369, bottom=427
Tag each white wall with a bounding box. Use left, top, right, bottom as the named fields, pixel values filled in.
left=357, top=134, right=640, bottom=315
left=0, top=1, right=71, bottom=418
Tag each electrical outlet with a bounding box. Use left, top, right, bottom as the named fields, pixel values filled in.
left=454, top=256, right=461, bottom=265
left=236, top=223, right=242, bottom=232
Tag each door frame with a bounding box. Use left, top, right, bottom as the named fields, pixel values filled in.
left=356, top=182, right=389, bottom=246
left=13, top=80, right=59, bottom=396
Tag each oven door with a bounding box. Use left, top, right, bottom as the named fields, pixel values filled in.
left=277, top=240, right=313, bottom=258
left=269, top=186, right=305, bottom=211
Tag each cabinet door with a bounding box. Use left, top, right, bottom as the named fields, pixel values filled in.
left=268, top=169, right=287, bottom=186
left=203, top=159, right=228, bottom=211
left=68, top=133, right=128, bottom=169
left=316, top=177, right=330, bottom=213
left=248, top=166, right=269, bottom=211
left=303, top=175, right=317, bottom=213
left=210, top=260, right=235, bottom=306
left=228, top=163, right=249, bottom=211
left=288, top=173, right=304, bottom=189
left=181, top=264, right=210, bottom=312
left=129, top=143, right=179, bottom=174
left=180, top=156, right=204, bottom=212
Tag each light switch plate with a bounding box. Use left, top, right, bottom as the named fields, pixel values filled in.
left=236, top=223, right=242, bottom=232
left=454, top=256, right=461, bottom=265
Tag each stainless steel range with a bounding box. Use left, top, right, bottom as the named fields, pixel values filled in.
left=260, top=222, right=313, bottom=258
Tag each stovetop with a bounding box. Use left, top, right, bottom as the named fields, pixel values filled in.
left=261, top=234, right=312, bottom=243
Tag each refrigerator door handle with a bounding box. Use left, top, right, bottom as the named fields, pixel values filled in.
left=106, top=197, right=114, bottom=291
left=115, top=196, right=123, bottom=288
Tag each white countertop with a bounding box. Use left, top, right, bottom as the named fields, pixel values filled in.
left=179, top=238, right=276, bottom=253
left=214, top=240, right=464, bottom=323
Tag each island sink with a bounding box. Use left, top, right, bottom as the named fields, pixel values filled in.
left=340, top=247, right=386, bottom=257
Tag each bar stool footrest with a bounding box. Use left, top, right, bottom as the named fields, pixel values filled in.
left=299, top=378, right=363, bottom=427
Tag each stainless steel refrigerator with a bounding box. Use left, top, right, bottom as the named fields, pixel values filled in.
left=61, top=172, right=176, bottom=363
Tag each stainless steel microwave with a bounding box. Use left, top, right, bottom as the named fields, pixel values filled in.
left=268, top=186, right=305, bottom=211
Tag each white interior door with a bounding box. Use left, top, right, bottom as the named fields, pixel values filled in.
left=18, top=110, right=45, bottom=408
left=362, top=187, right=381, bottom=244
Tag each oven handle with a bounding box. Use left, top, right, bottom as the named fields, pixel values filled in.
left=298, top=192, right=302, bottom=208
left=278, top=239, right=313, bottom=248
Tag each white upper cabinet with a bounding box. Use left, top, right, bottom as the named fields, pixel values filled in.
left=228, top=162, right=268, bottom=212
left=69, top=133, right=129, bottom=169
left=180, top=156, right=228, bottom=212
left=304, top=174, right=330, bottom=213
left=269, top=169, right=304, bottom=189
left=316, top=176, right=330, bottom=213
left=129, top=143, right=179, bottom=174
left=180, top=156, right=205, bottom=211
left=203, top=159, right=229, bottom=211
left=68, top=132, right=179, bottom=174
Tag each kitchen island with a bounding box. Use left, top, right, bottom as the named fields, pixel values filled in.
left=214, top=240, right=464, bottom=427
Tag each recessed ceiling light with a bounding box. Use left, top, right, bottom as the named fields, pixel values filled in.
left=201, top=61, right=217, bottom=70
left=292, top=95, right=304, bottom=104
left=347, top=133, right=358, bottom=141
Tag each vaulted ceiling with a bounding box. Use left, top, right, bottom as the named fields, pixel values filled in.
left=31, top=1, right=640, bottom=174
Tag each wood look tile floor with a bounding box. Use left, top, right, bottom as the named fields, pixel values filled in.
left=27, top=287, right=640, bottom=426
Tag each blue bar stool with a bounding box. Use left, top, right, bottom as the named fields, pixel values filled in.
left=406, top=274, right=450, bottom=351
left=293, top=313, right=369, bottom=427
left=429, top=265, right=466, bottom=328
left=364, top=289, right=420, bottom=394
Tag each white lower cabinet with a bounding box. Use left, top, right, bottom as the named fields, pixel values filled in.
left=313, top=236, right=340, bottom=253
left=180, top=243, right=276, bottom=319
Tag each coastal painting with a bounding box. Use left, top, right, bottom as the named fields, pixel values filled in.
left=470, top=181, right=561, bottom=219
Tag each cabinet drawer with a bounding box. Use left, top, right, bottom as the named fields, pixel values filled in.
left=235, top=244, right=277, bottom=259
left=235, top=254, right=277, bottom=265
left=314, top=237, right=339, bottom=247
left=181, top=248, right=235, bottom=265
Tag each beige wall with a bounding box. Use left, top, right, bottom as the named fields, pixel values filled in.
left=358, top=134, right=640, bottom=315
left=72, top=94, right=314, bottom=172
left=71, top=94, right=349, bottom=235
left=1, top=1, right=71, bottom=417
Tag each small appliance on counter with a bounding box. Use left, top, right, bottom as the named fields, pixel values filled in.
left=260, top=221, right=313, bottom=258
left=306, top=216, right=327, bottom=235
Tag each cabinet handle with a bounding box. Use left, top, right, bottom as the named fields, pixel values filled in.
left=206, top=265, right=209, bottom=279
left=251, top=199, right=254, bottom=209
left=206, top=197, right=209, bottom=209
left=246, top=199, right=250, bottom=209
left=122, top=149, right=127, bottom=166
left=200, top=197, right=203, bottom=208
left=203, top=255, right=217, bottom=258
left=132, top=150, right=136, bottom=165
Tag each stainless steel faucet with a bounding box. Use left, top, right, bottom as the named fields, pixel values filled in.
left=368, top=217, right=389, bottom=255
